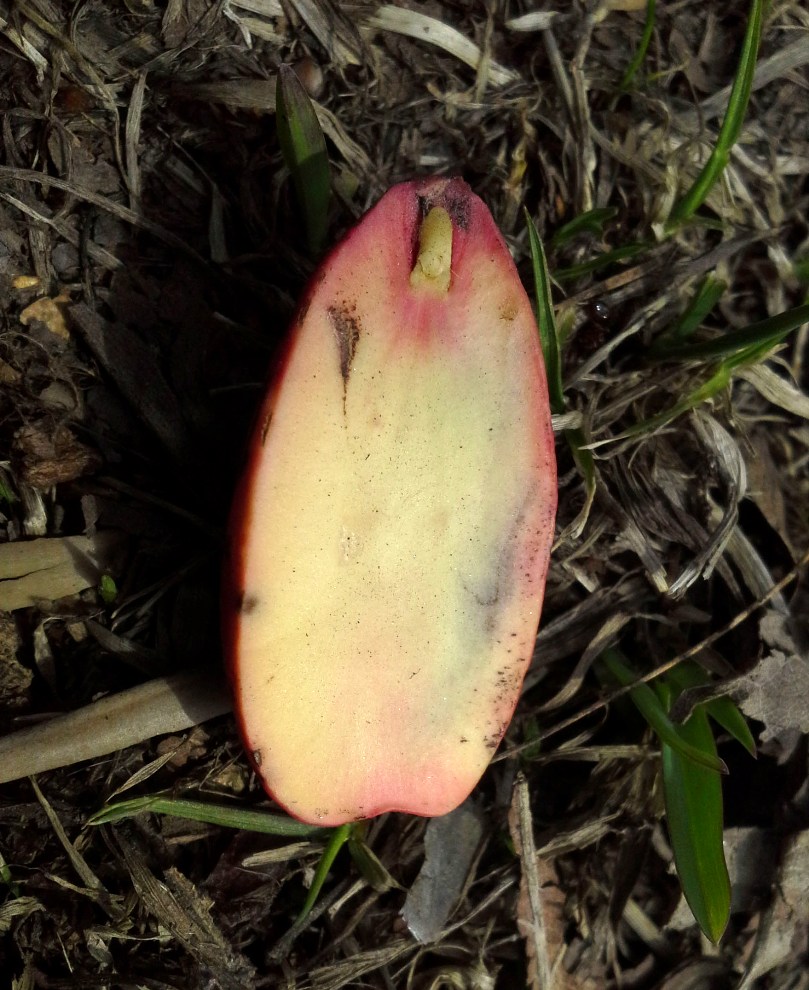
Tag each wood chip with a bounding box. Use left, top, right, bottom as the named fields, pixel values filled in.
left=0, top=532, right=121, bottom=611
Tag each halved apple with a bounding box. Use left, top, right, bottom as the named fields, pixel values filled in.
left=224, top=177, right=557, bottom=826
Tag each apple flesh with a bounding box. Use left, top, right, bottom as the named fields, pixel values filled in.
left=224, top=177, right=557, bottom=826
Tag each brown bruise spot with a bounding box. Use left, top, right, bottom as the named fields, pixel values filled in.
left=237, top=592, right=260, bottom=615
left=500, top=299, right=519, bottom=321
left=440, top=188, right=470, bottom=230
left=328, top=304, right=361, bottom=386
left=260, top=412, right=272, bottom=445
left=416, top=183, right=470, bottom=232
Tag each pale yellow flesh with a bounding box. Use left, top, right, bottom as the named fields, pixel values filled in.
left=235, top=191, right=553, bottom=824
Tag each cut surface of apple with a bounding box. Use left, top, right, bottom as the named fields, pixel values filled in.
left=224, top=177, right=557, bottom=826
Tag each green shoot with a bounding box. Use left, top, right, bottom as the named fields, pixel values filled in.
left=297, top=824, right=351, bottom=923
left=526, top=211, right=597, bottom=535
left=652, top=299, right=809, bottom=362
left=551, top=206, right=618, bottom=249
left=99, top=574, right=118, bottom=605
left=87, top=794, right=326, bottom=837
left=653, top=274, right=727, bottom=350
left=620, top=0, right=657, bottom=92
left=600, top=650, right=753, bottom=942
left=554, top=241, right=650, bottom=282
left=667, top=0, right=765, bottom=226
left=526, top=210, right=564, bottom=415
left=599, top=649, right=726, bottom=773
left=660, top=694, right=730, bottom=943
left=0, top=850, right=20, bottom=898
left=665, top=662, right=756, bottom=757
left=347, top=824, right=402, bottom=893
left=0, top=475, right=17, bottom=506
left=615, top=300, right=809, bottom=439
left=793, top=255, right=809, bottom=284
left=276, top=64, right=330, bottom=258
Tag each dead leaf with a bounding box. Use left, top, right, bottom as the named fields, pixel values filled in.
left=402, top=798, right=485, bottom=943
left=731, top=612, right=809, bottom=742
left=738, top=830, right=809, bottom=989
left=13, top=421, right=102, bottom=489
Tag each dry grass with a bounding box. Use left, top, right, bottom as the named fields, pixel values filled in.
left=1, top=1, right=808, bottom=987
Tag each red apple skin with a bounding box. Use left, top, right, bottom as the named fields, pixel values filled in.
left=223, top=177, right=557, bottom=826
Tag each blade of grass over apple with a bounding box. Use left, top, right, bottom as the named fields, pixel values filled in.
left=600, top=649, right=727, bottom=773
left=667, top=0, right=765, bottom=227
left=276, top=64, right=330, bottom=257
left=87, top=795, right=326, bottom=836
left=659, top=684, right=731, bottom=943
left=620, top=0, right=656, bottom=91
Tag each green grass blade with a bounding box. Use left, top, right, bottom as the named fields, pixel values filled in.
left=276, top=63, right=330, bottom=257
left=526, top=210, right=565, bottom=414
left=668, top=0, right=765, bottom=225
left=297, top=823, right=351, bottom=923
left=705, top=696, right=757, bottom=757
left=348, top=825, right=402, bottom=893
left=600, top=649, right=727, bottom=773
left=653, top=274, right=727, bottom=350
left=661, top=707, right=730, bottom=942
left=87, top=795, right=326, bottom=837
left=652, top=300, right=809, bottom=362
left=610, top=363, right=731, bottom=440
left=0, top=476, right=17, bottom=505
left=665, top=662, right=757, bottom=757
left=620, top=0, right=656, bottom=91
left=551, top=207, right=618, bottom=249
left=794, top=255, right=809, bottom=284
left=554, top=240, right=650, bottom=282
left=0, top=850, right=20, bottom=898
left=565, top=426, right=597, bottom=537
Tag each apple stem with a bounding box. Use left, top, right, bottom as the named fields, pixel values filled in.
left=410, top=206, right=453, bottom=294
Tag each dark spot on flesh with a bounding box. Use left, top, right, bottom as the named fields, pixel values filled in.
left=440, top=190, right=470, bottom=229
left=483, top=720, right=510, bottom=750
left=238, top=593, right=260, bottom=615
left=260, top=412, right=272, bottom=445
left=417, top=185, right=470, bottom=231
left=327, top=304, right=361, bottom=409
left=500, top=301, right=518, bottom=321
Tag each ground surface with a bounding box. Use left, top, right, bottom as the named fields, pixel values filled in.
left=1, top=1, right=808, bottom=988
